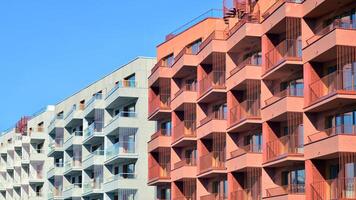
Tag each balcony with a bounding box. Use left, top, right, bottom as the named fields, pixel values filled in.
left=170, top=47, right=199, bottom=78
left=63, top=183, right=82, bottom=199
left=84, top=93, right=104, bottom=117
left=263, top=39, right=302, bottom=79
left=82, top=181, right=103, bottom=196
left=64, top=104, right=84, bottom=127
left=200, top=193, right=227, bottom=200
left=48, top=189, right=63, bottom=200
left=197, top=30, right=227, bottom=63
left=104, top=111, right=137, bottom=135
left=48, top=138, right=64, bottom=157
left=228, top=100, right=261, bottom=133
left=227, top=55, right=262, bottom=91
left=170, top=85, right=197, bottom=111
left=172, top=120, right=196, bottom=147
left=64, top=159, right=82, bottom=174
left=171, top=158, right=197, bottom=181
left=82, top=149, right=104, bottom=170
left=105, top=141, right=137, bottom=164
left=148, top=163, right=171, bottom=185
left=48, top=116, right=64, bottom=135
left=148, top=94, right=171, bottom=120
left=83, top=122, right=104, bottom=144
left=29, top=171, right=44, bottom=183
left=47, top=163, right=64, bottom=178
left=230, top=189, right=261, bottom=200
left=29, top=149, right=46, bottom=161
left=306, top=70, right=356, bottom=112
left=148, top=129, right=171, bottom=152
left=149, top=60, right=172, bottom=86
left=105, top=80, right=139, bottom=107
left=13, top=134, right=22, bottom=148
left=261, top=0, right=304, bottom=22
left=264, top=134, right=304, bottom=167
left=198, top=151, right=226, bottom=177
left=227, top=144, right=262, bottom=172
left=305, top=125, right=356, bottom=160
left=198, top=71, right=226, bottom=103
left=310, top=177, right=356, bottom=200
left=29, top=192, right=45, bottom=200
left=197, top=112, right=227, bottom=139
left=265, top=184, right=305, bottom=199
left=63, top=131, right=83, bottom=150
left=29, top=128, right=46, bottom=142
left=103, top=173, right=137, bottom=193
left=262, top=88, right=304, bottom=122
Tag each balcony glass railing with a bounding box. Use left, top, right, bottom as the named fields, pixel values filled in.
left=106, top=173, right=137, bottom=183
left=64, top=183, right=82, bottom=192
left=83, top=181, right=102, bottom=193
left=106, top=80, right=137, bottom=99
left=106, top=111, right=137, bottom=128
left=85, top=93, right=103, bottom=108
left=83, top=149, right=104, bottom=162
left=83, top=122, right=104, bottom=140
left=106, top=142, right=136, bottom=160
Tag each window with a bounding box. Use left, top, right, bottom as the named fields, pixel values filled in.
left=161, top=121, right=172, bottom=136
left=163, top=54, right=174, bottom=67
left=188, top=39, right=202, bottom=54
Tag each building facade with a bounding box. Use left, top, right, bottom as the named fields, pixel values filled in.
left=147, top=0, right=356, bottom=200
left=0, top=57, right=156, bottom=200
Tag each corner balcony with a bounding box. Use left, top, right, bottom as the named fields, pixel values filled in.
left=305, top=125, right=356, bottom=160
left=29, top=172, right=44, bottom=183
left=226, top=144, right=262, bottom=172
left=148, top=129, right=171, bottom=153
left=265, top=184, right=305, bottom=199
left=47, top=163, right=64, bottom=179
left=306, top=70, right=356, bottom=112
left=63, top=131, right=83, bottom=150
left=264, top=134, right=304, bottom=167
left=147, top=163, right=171, bottom=185
left=148, top=60, right=172, bottom=87
left=83, top=122, right=104, bottom=144
left=197, top=113, right=227, bottom=139
left=170, top=47, right=199, bottom=79
left=198, top=72, right=226, bottom=103
left=172, top=120, right=196, bottom=147
left=105, top=80, right=139, bottom=108
left=48, top=138, right=64, bottom=157
left=310, top=178, right=356, bottom=200
left=171, top=158, right=197, bottom=181
left=105, top=142, right=137, bottom=165
left=262, top=88, right=304, bottom=122
left=82, top=150, right=104, bottom=170
left=103, top=173, right=137, bottom=193
left=196, top=30, right=227, bottom=63
left=200, top=193, right=227, bottom=200
left=63, top=183, right=82, bottom=199
left=304, top=19, right=356, bottom=62
left=29, top=149, right=46, bottom=161
left=104, top=112, right=138, bottom=135
left=262, top=39, right=302, bottom=80
left=261, top=0, right=304, bottom=25
left=198, top=151, right=226, bottom=177
left=226, top=56, right=262, bottom=91
left=148, top=94, right=171, bottom=121
left=227, top=100, right=261, bottom=133
left=64, top=159, right=82, bottom=175
left=82, top=181, right=103, bottom=197
left=170, top=85, right=197, bottom=111
left=83, top=94, right=105, bottom=118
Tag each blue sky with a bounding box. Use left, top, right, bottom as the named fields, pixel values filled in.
left=0, top=0, right=221, bottom=131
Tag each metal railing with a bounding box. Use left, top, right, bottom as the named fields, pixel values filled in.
left=106, top=80, right=137, bottom=99
left=264, top=39, right=302, bottom=74
left=262, top=0, right=304, bottom=19
left=85, top=93, right=103, bottom=108
left=229, top=100, right=260, bottom=127
left=309, top=70, right=356, bottom=104
left=307, top=19, right=356, bottom=45
left=228, top=12, right=259, bottom=37
left=173, top=120, right=196, bottom=143
left=83, top=122, right=104, bottom=140
left=265, top=87, right=303, bottom=106
left=311, top=177, right=356, bottom=200
left=266, top=184, right=305, bottom=197
left=230, top=143, right=262, bottom=158
left=199, top=71, right=226, bottom=97
left=265, top=133, right=303, bottom=162
left=148, top=163, right=171, bottom=181
left=149, top=94, right=171, bottom=115
left=199, top=151, right=226, bottom=173
left=200, top=110, right=227, bottom=126
left=150, top=129, right=172, bottom=140
left=173, top=157, right=197, bottom=170
left=230, top=53, right=262, bottom=76
left=307, top=125, right=356, bottom=143
left=174, top=83, right=197, bottom=98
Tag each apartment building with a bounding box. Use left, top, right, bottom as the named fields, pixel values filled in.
left=147, top=0, right=356, bottom=199
left=0, top=57, right=156, bottom=200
